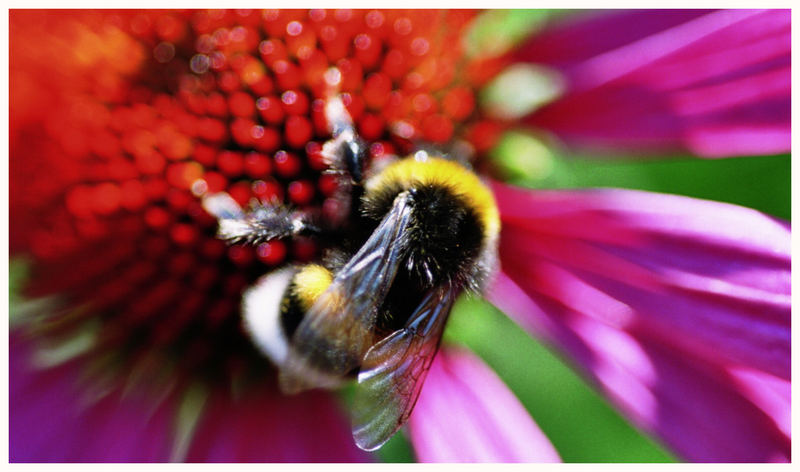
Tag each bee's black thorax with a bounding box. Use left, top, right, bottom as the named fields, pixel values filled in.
left=361, top=181, right=484, bottom=289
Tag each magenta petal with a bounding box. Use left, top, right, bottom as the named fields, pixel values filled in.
left=10, top=336, right=174, bottom=462
left=11, top=334, right=368, bottom=463
left=186, top=382, right=369, bottom=462
left=515, top=10, right=713, bottom=71
left=517, top=10, right=790, bottom=157
left=489, top=182, right=790, bottom=462
left=407, top=348, right=561, bottom=463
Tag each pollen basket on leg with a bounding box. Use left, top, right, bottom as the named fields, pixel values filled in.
left=291, top=264, right=334, bottom=310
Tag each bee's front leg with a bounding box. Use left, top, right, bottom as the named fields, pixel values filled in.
left=201, top=192, right=320, bottom=245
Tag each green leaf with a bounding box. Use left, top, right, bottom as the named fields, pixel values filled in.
left=481, top=65, right=565, bottom=120
left=498, top=143, right=790, bottom=220
left=372, top=431, right=416, bottom=463
left=464, top=10, right=553, bottom=58
left=9, top=257, right=31, bottom=311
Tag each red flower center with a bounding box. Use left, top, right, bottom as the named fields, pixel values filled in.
left=10, top=9, right=508, bottom=388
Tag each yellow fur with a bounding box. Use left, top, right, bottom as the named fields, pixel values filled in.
left=292, top=264, right=333, bottom=310
left=365, top=157, right=500, bottom=241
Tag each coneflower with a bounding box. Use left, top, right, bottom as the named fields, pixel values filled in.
left=10, top=9, right=790, bottom=462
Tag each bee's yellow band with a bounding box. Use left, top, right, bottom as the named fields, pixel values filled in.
left=365, top=157, right=500, bottom=241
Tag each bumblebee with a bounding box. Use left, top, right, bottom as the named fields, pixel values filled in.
left=203, top=97, right=500, bottom=451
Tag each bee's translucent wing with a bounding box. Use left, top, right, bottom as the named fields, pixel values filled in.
left=351, top=282, right=458, bottom=451
left=279, top=192, right=414, bottom=394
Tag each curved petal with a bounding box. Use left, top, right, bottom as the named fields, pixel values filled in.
left=10, top=335, right=368, bottom=463
left=186, top=381, right=369, bottom=462
left=10, top=336, right=174, bottom=462
left=517, top=10, right=790, bottom=157
left=489, top=182, right=790, bottom=462
left=407, top=348, right=561, bottom=463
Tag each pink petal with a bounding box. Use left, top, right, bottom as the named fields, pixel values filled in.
left=489, top=182, right=790, bottom=462
left=10, top=336, right=173, bottom=462
left=10, top=335, right=368, bottom=462
left=407, top=348, right=561, bottom=463
left=186, top=381, right=369, bottom=462
left=726, top=366, right=790, bottom=438
left=517, top=10, right=790, bottom=157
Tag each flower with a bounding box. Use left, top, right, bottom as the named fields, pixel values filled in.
left=9, top=9, right=790, bottom=463
left=489, top=184, right=790, bottom=462
left=516, top=9, right=791, bottom=158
